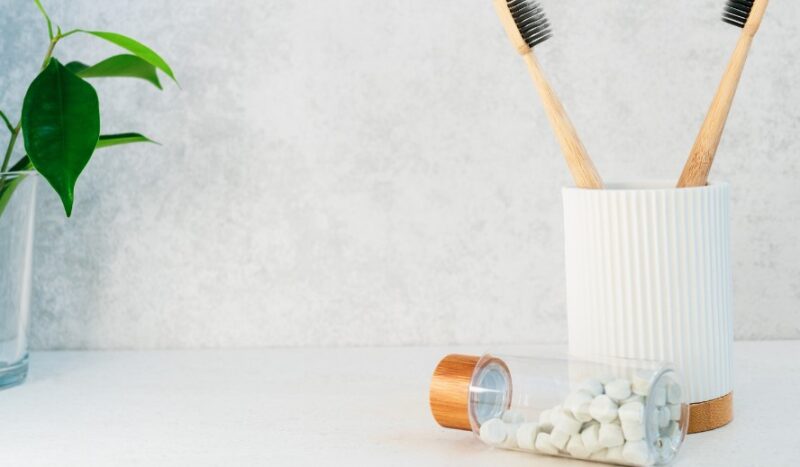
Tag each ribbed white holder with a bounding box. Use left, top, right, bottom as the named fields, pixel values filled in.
left=563, top=182, right=733, bottom=407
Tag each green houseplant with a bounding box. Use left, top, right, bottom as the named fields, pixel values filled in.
left=0, top=0, right=176, bottom=389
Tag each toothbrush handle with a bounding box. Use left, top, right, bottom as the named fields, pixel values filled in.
left=678, top=33, right=754, bottom=188
left=523, top=51, right=604, bottom=189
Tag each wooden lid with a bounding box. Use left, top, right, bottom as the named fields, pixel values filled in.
left=429, top=354, right=479, bottom=431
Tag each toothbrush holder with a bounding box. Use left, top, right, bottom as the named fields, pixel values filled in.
left=562, top=181, right=733, bottom=433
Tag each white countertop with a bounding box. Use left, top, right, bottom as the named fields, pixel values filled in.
left=0, top=341, right=797, bottom=466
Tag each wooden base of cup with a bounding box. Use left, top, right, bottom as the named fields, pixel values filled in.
left=688, top=392, right=733, bottom=434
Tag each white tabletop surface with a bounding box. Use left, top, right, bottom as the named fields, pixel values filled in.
left=0, top=341, right=798, bottom=466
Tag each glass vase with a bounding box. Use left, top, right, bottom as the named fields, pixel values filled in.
left=0, top=172, right=38, bottom=390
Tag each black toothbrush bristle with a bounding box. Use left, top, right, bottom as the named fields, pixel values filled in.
left=506, top=0, right=552, bottom=48
left=722, top=0, right=755, bottom=28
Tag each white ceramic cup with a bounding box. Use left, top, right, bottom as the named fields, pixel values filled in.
left=562, top=182, right=733, bottom=414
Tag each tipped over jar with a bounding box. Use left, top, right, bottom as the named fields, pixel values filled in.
left=429, top=353, right=688, bottom=466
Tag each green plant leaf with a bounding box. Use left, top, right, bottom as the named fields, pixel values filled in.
left=9, top=156, right=33, bottom=172
left=21, top=58, right=100, bottom=217
left=0, top=174, right=26, bottom=218
left=0, top=156, right=32, bottom=217
left=97, top=132, right=158, bottom=149
left=64, top=61, right=88, bottom=74
left=79, top=30, right=176, bottom=83
left=0, top=129, right=150, bottom=218
left=1, top=132, right=154, bottom=176
left=66, top=55, right=162, bottom=89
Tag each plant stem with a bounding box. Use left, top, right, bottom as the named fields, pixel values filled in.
left=0, top=124, right=21, bottom=174
left=39, top=35, right=59, bottom=70
left=0, top=111, right=13, bottom=133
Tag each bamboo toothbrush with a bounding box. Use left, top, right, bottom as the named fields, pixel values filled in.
left=493, top=0, right=604, bottom=189
left=677, top=0, right=770, bottom=188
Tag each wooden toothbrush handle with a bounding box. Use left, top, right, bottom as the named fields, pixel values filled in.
left=523, top=51, right=603, bottom=189
left=677, top=33, right=754, bottom=188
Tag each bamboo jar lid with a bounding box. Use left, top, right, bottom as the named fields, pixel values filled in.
left=429, top=354, right=479, bottom=431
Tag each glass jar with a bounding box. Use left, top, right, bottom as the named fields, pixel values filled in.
left=430, top=353, right=688, bottom=466
left=0, top=172, right=38, bottom=389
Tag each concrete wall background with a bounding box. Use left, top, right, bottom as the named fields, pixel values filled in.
left=0, top=0, right=797, bottom=349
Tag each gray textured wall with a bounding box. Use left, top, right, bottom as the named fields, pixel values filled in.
left=0, top=0, right=798, bottom=349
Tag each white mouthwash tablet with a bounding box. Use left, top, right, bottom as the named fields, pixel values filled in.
left=605, top=379, right=632, bottom=402
left=606, top=445, right=625, bottom=463
left=574, top=401, right=593, bottom=422
left=502, top=423, right=521, bottom=449
left=565, top=390, right=593, bottom=418
left=667, top=383, right=682, bottom=404
left=590, top=395, right=618, bottom=423
left=619, top=401, right=644, bottom=424
left=550, top=428, right=570, bottom=450
left=668, top=404, right=681, bottom=421
left=479, top=418, right=507, bottom=446
left=580, top=379, right=605, bottom=397
left=566, top=434, right=592, bottom=458
left=580, top=422, right=601, bottom=453
left=599, top=422, right=624, bottom=448
left=623, top=440, right=651, bottom=464
left=652, top=385, right=667, bottom=407
left=553, top=410, right=582, bottom=435
left=534, top=433, right=560, bottom=455
left=658, top=406, right=670, bottom=428
left=622, top=420, right=645, bottom=441
left=516, top=422, right=540, bottom=450
left=632, top=371, right=653, bottom=396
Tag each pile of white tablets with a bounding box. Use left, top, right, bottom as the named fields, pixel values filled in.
left=478, top=373, right=683, bottom=466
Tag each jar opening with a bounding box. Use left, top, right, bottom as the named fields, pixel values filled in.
left=468, top=356, right=512, bottom=431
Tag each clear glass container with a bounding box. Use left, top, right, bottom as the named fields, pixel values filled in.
left=0, top=172, right=38, bottom=389
left=430, top=353, right=688, bottom=466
